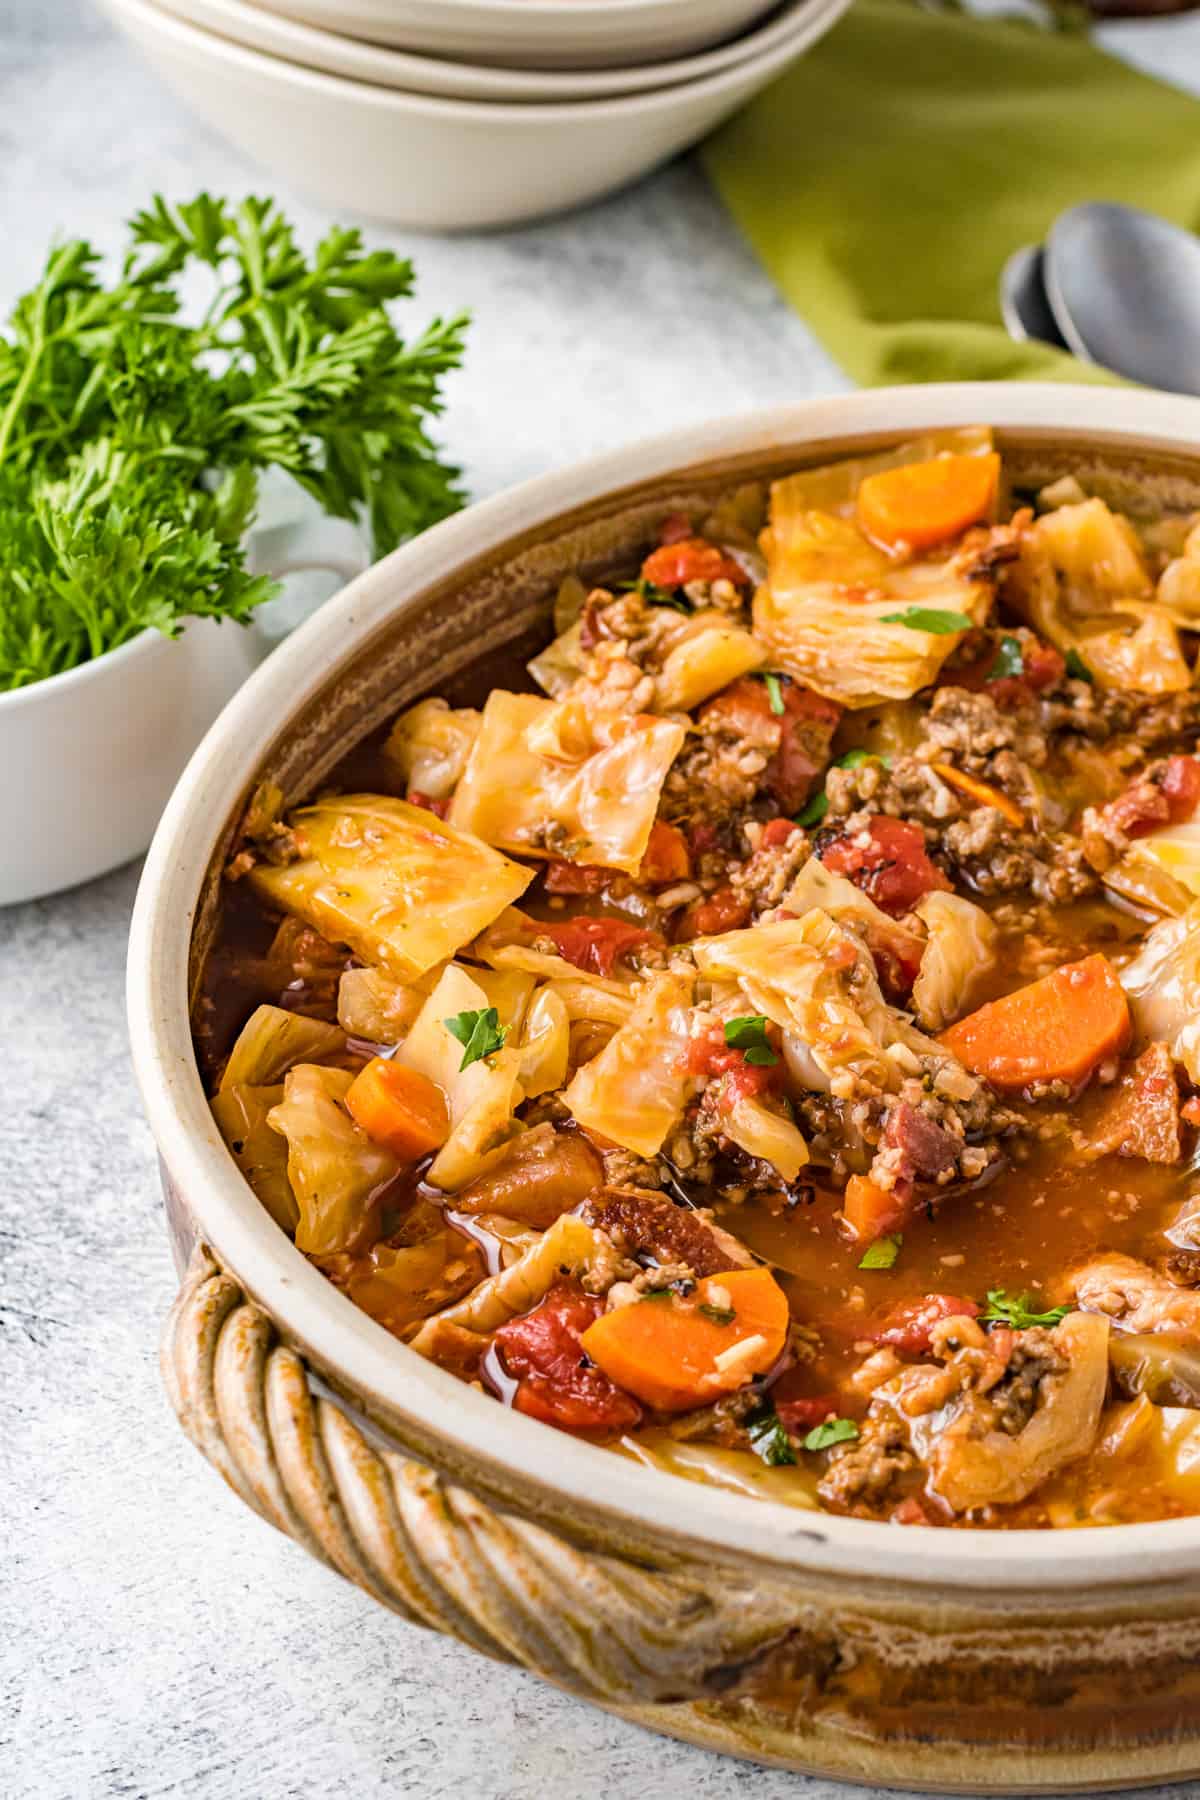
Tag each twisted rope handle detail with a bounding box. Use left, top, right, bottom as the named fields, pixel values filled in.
left=161, top=1247, right=805, bottom=1705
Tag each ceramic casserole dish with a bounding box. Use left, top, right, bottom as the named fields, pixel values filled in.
left=129, top=383, right=1200, bottom=1792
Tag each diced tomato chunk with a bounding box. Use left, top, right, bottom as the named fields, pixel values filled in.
left=774, top=1394, right=842, bottom=1435
left=674, top=885, right=750, bottom=943
left=641, top=537, right=748, bottom=590
left=761, top=818, right=800, bottom=849
left=891, top=1497, right=934, bottom=1526
left=407, top=789, right=449, bottom=819
left=1098, top=754, right=1200, bottom=843
left=494, top=1283, right=642, bottom=1434
left=687, top=1025, right=781, bottom=1106
left=772, top=683, right=843, bottom=814
left=818, top=816, right=950, bottom=917
left=1161, top=755, right=1200, bottom=821
left=657, top=511, right=693, bottom=546
left=945, top=633, right=1065, bottom=709
left=543, top=860, right=611, bottom=896
left=698, top=676, right=841, bottom=814
left=639, top=820, right=691, bottom=886
left=543, top=915, right=659, bottom=977
left=873, top=1293, right=981, bottom=1357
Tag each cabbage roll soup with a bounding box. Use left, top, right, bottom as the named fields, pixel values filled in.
left=198, top=428, right=1200, bottom=1530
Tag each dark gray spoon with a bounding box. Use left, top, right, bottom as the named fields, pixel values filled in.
left=1045, top=202, right=1200, bottom=394
left=999, top=244, right=1070, bottom=349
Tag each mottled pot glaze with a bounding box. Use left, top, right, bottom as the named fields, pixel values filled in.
left=130, top=385, right=1200, bottom=1792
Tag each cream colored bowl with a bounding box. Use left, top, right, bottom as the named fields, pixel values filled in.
left=153, top=0, right=835, bottom=102
left=245, top=0, right=782, bottom=70
left=131, top=384, right=1200, bottom=1791
left=100, top=0, right=848, bottom=230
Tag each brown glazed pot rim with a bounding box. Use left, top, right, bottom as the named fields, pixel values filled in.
left=128, top=382, right=1200, bottom=1593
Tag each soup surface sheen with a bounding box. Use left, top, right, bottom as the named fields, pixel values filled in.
left=197, top=430, right=1200, bottom=1529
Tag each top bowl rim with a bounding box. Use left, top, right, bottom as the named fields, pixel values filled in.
left=167, top=0, right=827, bottom=98
left=129, top=381, right=1200, bottom=1590
left=110, top=0, right=840, bottom=117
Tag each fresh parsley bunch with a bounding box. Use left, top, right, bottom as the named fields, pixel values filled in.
left=0, top=194, right=468, bottom=691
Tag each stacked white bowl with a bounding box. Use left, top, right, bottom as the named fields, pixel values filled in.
left=97, top=0, right=851, bottom=230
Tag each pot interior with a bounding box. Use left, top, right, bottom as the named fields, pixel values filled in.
left=187, top=423, right=1200, bottom=1014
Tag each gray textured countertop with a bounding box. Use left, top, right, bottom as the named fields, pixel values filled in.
left=5, top=4, right=1200, bottom=1797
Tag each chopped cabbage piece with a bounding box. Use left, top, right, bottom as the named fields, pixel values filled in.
left=911, top=891, right=998, bottom=1032
left=783, top=856, right=925, bottom=987
left=210, top=1082, right=296, bottom=1232
left=1010, top=499, right=1191, bottom=693
left=393, top=962, right=526, bottom=1190
left=324, top=1232, right=483, bottom=1338
left=723, top=1095, right=809, bottom=1180
left=654, top=623, right=766, bottom=713
left=467, top=966, right=537, bottom=1037
left=1157, top=519, right=1200, bottom=625
left=336, top=967, right=428, bottom=1044
left=516, top=987, right=570, bottom=1098
left=543, top=978, right=634, bottom=1027
left=383, top=697, right=481, bottom=801
left=248, top=794, right=533, bottom=982
left=617, top=1430, right=820, bottom=1509
left=1125, top=821, right=1200, bottom=901
left=1119, top=904, right=1200, bottom=1082
left=528, top=618, right=586, bottom=699
left=407, top=1214, right=604, bottom=1351
left=448, top=691, right=685, bottom=875
left=755, top=511, right=994, bottom=707
left=563, top=972, right=695, bottom=1157
left=220, top=1003, right=344, bottom=1092
left=905, top=1313, right=1110, bottom=1513
left=693, top=912, right=894, bottom=1090
left=267, top=1065, right=399, bottom=1256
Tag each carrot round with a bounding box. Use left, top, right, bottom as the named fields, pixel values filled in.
left=579, top=1268, right=788, bottom=1413
left=345, top=1057, right=449, bottom=1160
left=844, top=1173, right=909, bottom=1243
left=857, top=452, right=1000, bottom=552
left=939, top=953, right=1130, bottom=1092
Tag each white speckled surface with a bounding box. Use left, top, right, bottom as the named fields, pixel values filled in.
left=5, top=4, right=1200, bottom=1795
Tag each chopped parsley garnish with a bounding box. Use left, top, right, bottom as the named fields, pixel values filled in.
left=1064, top=648, right=1094, bottom=683
left=747, top=1406, right=797, bottom=1467
left=724, top=1015, right=779, bottom=1067
left=443, top=1006, right=507, bottom=1071
left=859, top=1233, right=903, bottom=1271
left=880, top=607, right=974, bottom=635
left=618, top=575, right=689, bottom=610
left=0, top=194, right=468, bottom=691
left=795, top=790, right=829, bottom=829
left=761, top=671, right=786, bottom=715
left=836, top=749, right=892, bottom=770
left=698, top=1303, right=737, bottom=1326
left=986, top=635, right=1025, bottom=682
left=804, top=1417, right=859, bottom=1452
left=979, top=1288, right=1071, bottom=1330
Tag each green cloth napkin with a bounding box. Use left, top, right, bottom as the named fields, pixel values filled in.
left=702, top=0, right=1200, bottom=385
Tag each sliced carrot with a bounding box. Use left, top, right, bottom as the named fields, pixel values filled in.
left=930, top=761, right=1024, bottom=828
left=579, top=1268, right=788, bottom=1413
left=345, top=1057, right=449, bottom=1160
left=939, top=953, right=1130, bottom=1093
left=857, top=452, right=1001, bottom=553
left=843, top=1173, right=910, bottom=1243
